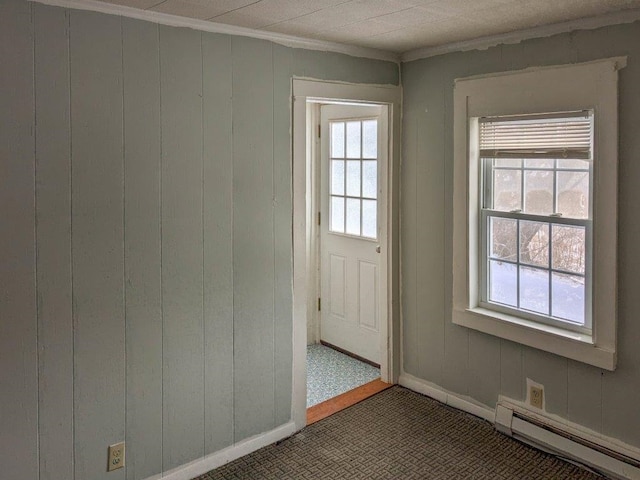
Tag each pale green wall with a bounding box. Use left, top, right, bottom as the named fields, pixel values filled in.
left=5, top=0, right=640, bottom=478
left=0, top=1, right=398, bottom=479
left=401, top=21, right=640, bottom=448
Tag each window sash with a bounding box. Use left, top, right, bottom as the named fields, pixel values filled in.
left=479, top=208, right=592, bottom=335
left=482, top=208, right=590, bottom=227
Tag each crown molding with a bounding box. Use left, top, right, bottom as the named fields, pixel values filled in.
left=402, top=8, right=640, bottom=63
left=28, top=0, right=640, bottom=66
left=28, top=0, right=400, bottom=64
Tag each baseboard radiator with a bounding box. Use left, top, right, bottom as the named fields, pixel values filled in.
left=495, top=402, right=640, bottom=480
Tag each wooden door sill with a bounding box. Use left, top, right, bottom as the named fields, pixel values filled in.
left=306, top=378, right=392, bottom=425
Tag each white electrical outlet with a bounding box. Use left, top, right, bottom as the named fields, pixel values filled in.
left=107, top=442, right=125, bottom=472
left=530, top=385, right=544, bottom=409
left=526, top=378, right=545, bottom=410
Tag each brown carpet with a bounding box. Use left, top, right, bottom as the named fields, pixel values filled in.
left=196, top=386, right=602, bottom=479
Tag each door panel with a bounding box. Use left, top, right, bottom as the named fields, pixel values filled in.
left=329, top=254, right=346, bottom=319
left=320, top=104, right=387, bottom=364
left=358, top=260, right=378, bottom=331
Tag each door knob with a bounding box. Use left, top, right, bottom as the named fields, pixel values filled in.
left=376, top=245, right=381, bottom=253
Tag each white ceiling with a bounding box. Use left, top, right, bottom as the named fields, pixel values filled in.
left=104, top=0, right=640, bottom=54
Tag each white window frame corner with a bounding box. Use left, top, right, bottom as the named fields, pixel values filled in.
left=452, top=58, right=625, bottom=371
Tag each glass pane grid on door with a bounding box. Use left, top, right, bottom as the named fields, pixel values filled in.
left=329, top=119, right=378, bottom=239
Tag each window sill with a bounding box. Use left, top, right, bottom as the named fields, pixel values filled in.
left=472, top=306, right=593, bottom=343
left=452, top=306, right=616, bottom=370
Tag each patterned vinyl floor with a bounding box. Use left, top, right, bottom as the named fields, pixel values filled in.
left=196, top=387, right=602, bottom=480
left=306, top=343, right=380, bottom=407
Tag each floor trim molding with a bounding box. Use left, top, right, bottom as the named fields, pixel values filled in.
left=399, top=373, right=495, bottom=423
left=144, top=422, right=296, bottom=480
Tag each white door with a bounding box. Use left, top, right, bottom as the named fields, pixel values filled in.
left=319, top=104, right=387, bottom=364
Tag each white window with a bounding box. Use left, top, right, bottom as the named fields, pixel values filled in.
left=480, top=112, right=593, bottom=334
left=329, top=119, right=378, bottom=239
left=452, top=59, right=624, bottom=370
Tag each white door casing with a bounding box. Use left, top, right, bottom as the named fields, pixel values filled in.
left=292, top=78, right=400, bottom=431
left=319, top=105, right=387, bottom=364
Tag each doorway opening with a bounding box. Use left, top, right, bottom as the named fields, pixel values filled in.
left=306, top=342, right=390, bottom=424
left=292, top=79, right=401, bottom=430
left=308, top=102, right=389, bottom=422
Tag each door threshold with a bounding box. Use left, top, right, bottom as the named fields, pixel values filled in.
left=320, top=340, right=380, bottom=368
left=306, top=379, right=392, bottom=425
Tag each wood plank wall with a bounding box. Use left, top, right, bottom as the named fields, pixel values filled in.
left=70, top=10, right=126, bottom=479
left=34, top=6, right=74, bottom=480
left=122, top=17, right=163, bottom=480
left=401, top=22, right=640, bottom=449
left=0, top=1, right=37, bottom=479
left=0, top=1, right=398, bottom=479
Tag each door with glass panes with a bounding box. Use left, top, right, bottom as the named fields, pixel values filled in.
left=319, top=104, right=387, bottom=364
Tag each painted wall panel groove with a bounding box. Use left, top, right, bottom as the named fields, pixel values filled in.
left=34, top=4, right=73, bottom=479
left=499, top=339, right=523, bottom=402
left=0, top=0, right=38, bottom=478
left=567, top=360, right=603, bottom=433
left=70, top=9, right=125, bottom=480
left=418, top=75, right=447, bottom=385
left=122, top=17, right=162, bottom=480
left=157, top=19, right=165, bottom=474
left=400, top=112, right=419, bottom=377
left=232, top=36, right=276, bottom=442
left=203, top=32, right=235, bottom=455
left=272, top=44, right=294, bottom=427
left=468, top=331, right=500, bottom=408
left=159, top=24, right=205, bottom=471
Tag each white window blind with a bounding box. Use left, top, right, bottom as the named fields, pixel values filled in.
left=479, top=111, right=593, bottom=159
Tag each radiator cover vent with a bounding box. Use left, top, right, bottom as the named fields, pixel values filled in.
left=494, top=402, right=640, bottom=480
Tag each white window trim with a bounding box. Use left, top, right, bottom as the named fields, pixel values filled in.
left=452, top=58, right=625, bottom=371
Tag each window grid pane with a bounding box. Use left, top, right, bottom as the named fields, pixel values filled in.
left=329, top=119, right=378, bottom=240
left=346, top=160, right=361, bottom=197
left=491, top=158, right=590, bottom=219
left=362, top=120, right=377, bottom=158
left=331, top=160, right=345, bottom=196
left=331, top=196, right=345, bottom=233
left=486, top=213, right=587, bottom=325
left=346, top=121, right=361, bottom=158
left=362, top=199, right=377, bottom=239
left=519, top=265, right=549, bottom=315
left=331, top=122, right=345, bottom=158
left=346, top=198, right=361, bottom=235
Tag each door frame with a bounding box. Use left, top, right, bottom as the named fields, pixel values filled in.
left=291, top=78, right=401, bottom=430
